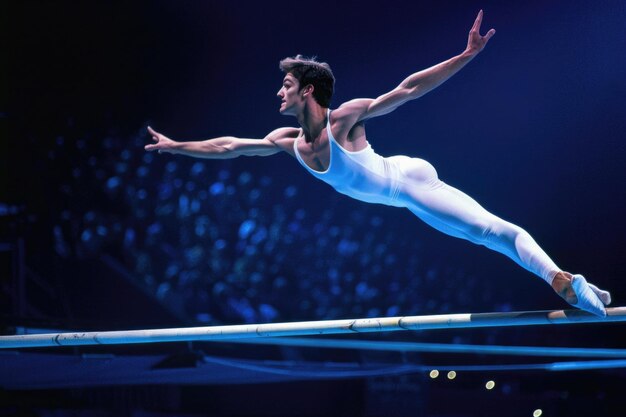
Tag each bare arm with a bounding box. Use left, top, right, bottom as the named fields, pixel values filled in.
left=336, top=10, right=495, bottom=123
left=145, top=126, right=298, bottom=159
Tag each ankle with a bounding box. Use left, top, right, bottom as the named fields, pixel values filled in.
left=551, top=271, right=577, bottom=304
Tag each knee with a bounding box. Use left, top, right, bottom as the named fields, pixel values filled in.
left=462, top=218, right=493, bottom=244
left=467, top=217, right=520, bottom=247
left=483, top=219, right=529, bottom=247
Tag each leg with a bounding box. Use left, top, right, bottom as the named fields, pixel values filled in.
left=389, top=156, right=610, bottom=315
left=391, top=155, right=560, bottom=282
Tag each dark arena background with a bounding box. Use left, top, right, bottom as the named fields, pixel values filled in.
left=2, top=1, right=626, bottom=416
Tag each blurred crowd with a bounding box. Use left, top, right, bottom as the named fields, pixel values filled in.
left=47, top=127, right=501, bottom=326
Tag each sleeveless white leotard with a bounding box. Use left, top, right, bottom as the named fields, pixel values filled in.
left=294, top=112, right=404, bottom=207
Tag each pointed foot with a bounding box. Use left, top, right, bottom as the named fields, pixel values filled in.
left=571, top=275, right=607, bottom=317
left=588, top=282, right=612, bottom=306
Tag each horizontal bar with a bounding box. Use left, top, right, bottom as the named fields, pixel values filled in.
left=227, top=337, right=626, bottom=358
left=1, top=307, right=625, bottom=349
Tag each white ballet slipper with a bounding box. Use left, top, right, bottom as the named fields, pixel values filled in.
left=571, top=274, right=607, bottom=317
left=588, top=282, right=612, bottom=306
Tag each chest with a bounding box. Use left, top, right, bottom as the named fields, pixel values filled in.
left=296, top=131, right=331, bottom=172
left=295, top=123, right=368, bottom=172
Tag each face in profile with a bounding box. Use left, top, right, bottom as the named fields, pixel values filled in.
left=277, top=73, right=301, bottom=115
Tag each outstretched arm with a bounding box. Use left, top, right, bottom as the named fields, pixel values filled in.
left=338, top=10, right=495, bottom=123
left=145, top=126, right=298, bottom=159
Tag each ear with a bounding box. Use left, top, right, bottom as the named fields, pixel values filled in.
left=301, top=84, right=314, bottom=98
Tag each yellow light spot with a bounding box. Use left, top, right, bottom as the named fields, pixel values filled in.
left=447, top=371, right=457, bottom=380
left=533, top=410, right=543, bottom=417
left=429, top=370, right=439, bottom=379
left=486, top=380, right=495, bottom=390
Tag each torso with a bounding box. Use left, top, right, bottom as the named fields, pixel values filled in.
left=289, top=108, right=406, bottom=208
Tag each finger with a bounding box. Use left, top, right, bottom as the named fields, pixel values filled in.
left=471, top=9, right=483, bottom=32
left=144, top=144, right=156, bottom=151
left=147, top=126, right=159, bottom=142
left=485, top=28, right=496, bottom=41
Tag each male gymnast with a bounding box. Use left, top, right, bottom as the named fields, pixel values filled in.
left=145, top=11, right=611, bottom=316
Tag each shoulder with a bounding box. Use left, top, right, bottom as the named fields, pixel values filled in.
left=331, top=99, right=374, bottom=126
left=335, top=98, right=374, bottom=114
left=327, top=99, right=373, bottom=140
left=264, top=127, right=300, bottom=156
left=265, top=127, right=300, bottom=142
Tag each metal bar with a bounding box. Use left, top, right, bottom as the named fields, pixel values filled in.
left=1, top=307, right=625, bottom=349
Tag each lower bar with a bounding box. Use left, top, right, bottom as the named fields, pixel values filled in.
left=227, top=337, right=626, bottom=358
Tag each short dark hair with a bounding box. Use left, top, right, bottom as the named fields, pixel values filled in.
left=279, top=55, right=335, bottom=108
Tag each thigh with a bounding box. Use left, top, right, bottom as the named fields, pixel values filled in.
left=401, top=178, right=500, bottom=241
left=389, top=155, right=500, bottom=238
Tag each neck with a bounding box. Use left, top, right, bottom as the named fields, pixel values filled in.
left=297, top=104, right=328, bottom=143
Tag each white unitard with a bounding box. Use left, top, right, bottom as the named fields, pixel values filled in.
left=293, top=109, right=560, bottom=284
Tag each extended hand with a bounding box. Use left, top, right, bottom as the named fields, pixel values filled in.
left=145, top=126, right=177, bottom=154
left=465, top=10, right=496, bottom=55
